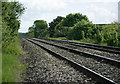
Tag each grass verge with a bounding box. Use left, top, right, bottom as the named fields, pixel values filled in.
left=49, top=37, right=108, bottom=46
left=2, top=38, right=25, bottom=82
left=0, top=43, right=2, bottom=83
left=49, top=37, right=67, bottom=40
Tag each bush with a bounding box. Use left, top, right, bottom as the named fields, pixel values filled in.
left=102, top=22, right=119, bottom=46
left=67, top=20, right=95, bottom=40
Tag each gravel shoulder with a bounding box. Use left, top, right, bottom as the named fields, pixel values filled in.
left=20, top=39, right=97, bottom=83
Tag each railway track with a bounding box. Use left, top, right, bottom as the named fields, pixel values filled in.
left=25, top=39, right=120, bottom=83
left=27, top=39, right=117, bottom=84
left=31, top=38, right=120, bottom=68
left=41, top=38, right=120, bottom=54
left=32, top=38, right=120, bottom=61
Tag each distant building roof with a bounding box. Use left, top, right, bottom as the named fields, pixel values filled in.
left=95, top=24, right=108, bottom=26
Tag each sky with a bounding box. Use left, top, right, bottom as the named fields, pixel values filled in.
left=16, top=0, right=120, bottom=33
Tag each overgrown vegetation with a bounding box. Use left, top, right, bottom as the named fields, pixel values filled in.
left=27, top=20, right=48, bottom=38
left=2, top=1, right=25, bottom=82
left=101, top=22, right=120, bottom=46
left=2, top=2, right=25, bottom=48
left=27, top=13, right=120, bottom=47
left=2, top=38, right=24, bottom=82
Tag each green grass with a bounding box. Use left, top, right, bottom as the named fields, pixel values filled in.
left=98, top=43, right=107, bottom=46
left=49, top=37, right=108, bottom=46
left=72, top=38, right=96, bottom=44
left=2, top=38, right=24, bottom=82
left=49, top=37, right=96, bottom=43
left=49, top=37, right=67, bottom=40
left=0, top=43, right=2, bottom=83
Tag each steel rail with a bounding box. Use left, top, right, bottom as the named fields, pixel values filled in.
left=41, top=38, right=120, bottom=54
left=31, top=38, right=120, bottom=68
left=26, top=38, right=117, bottom=84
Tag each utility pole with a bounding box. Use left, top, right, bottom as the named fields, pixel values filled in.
left=118, top=1, right=120, bottom=23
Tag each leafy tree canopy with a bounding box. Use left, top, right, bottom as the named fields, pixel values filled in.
left=33, top=20, right=48, bottom=38
left=2, top=2, right=25, bottom=48
left=62, top=13, right=89, bottom=27
left=48, top=16, right=64, bottom=37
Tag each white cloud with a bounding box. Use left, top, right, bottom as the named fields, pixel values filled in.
left=68, top=0, right=119, bottom=3
left=18, top=0, right=67, bottom=11
left=88, top=5, right=117, bottom=23
left=19, top=20, right=33, bottom=33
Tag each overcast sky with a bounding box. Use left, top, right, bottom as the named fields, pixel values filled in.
left=17, top=0, right=120, bottom=33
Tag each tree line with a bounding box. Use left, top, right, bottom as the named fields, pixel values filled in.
left=27, top=13, right=120, bottom=47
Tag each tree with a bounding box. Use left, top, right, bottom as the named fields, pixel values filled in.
left=33, top=20, right=48, bottom=38
left=62, top=13, right=89, bottom=27
left=48, top=16, right=64, bottom=37
left=54, top=23, right=69, bottom=37
left=54, top=13, right=89, bottom=37
left=2, top=2, right=25, bottom=48
left=28, top=26, right=34, bottom=37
